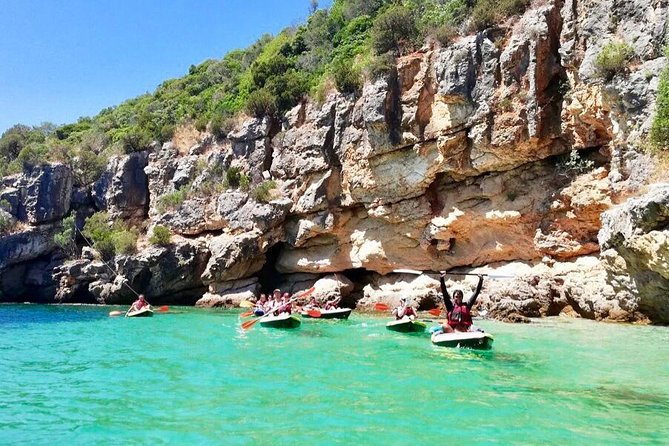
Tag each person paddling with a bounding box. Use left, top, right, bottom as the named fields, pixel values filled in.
left=279, top=292, right=293, bottom=315
left=439, top=273, right=483, bottom=333
left=254, top=293, right=268, bottom=316
left=392, top=298, right=417, bottom=320
left=128, top=294, right=150, bottom=313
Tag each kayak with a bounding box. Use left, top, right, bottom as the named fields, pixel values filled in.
left=431, top=330, right=494, bottom=350
left=126, top=307, right=154, bottom=318
left=385, top=318, right=427, bottom=333
left=259, top=313, right=301, bottom=329
left=301, top=308, right=352, bottom=319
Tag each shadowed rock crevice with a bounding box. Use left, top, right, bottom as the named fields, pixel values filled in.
left=256, top=242, right=286, bottom=294
left=385, top=67, right=402, bottom=147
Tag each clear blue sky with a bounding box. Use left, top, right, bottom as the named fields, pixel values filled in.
left=0, top=0, right=331, bottom=134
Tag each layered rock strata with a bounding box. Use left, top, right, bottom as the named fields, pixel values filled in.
left=1, top=0, right=668, bottom=323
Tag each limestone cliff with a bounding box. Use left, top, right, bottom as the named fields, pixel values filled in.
left=1, top=0, right=668, bottom=323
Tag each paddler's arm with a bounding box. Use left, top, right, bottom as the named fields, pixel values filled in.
left=467, top=275, right=484, bottom=308
left=440, top=273, right=453, bottom=313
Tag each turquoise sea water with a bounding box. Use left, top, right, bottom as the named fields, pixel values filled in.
left=0, top=305, right=668, bottom=445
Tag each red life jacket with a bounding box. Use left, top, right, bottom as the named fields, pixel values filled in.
left=448, top=304, right=472, bottom=327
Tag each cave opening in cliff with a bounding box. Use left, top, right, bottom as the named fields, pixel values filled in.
left=70, top=283, right=97, bottom=304
left=256, top=243, right=285, bottom=294
left=339, top=267, right=375, bottom=308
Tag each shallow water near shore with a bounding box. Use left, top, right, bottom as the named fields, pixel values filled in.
left=1, top=305, right=668, bottom=445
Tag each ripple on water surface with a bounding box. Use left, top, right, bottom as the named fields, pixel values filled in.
left=0, top=306, right=668, bottom=445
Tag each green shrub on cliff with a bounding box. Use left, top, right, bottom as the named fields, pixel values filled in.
left=82, top=212, right=139, bottom=258
left=245, top=89, right=278, bottom=118
left=54, top=215, right=77, bottom=256
left=82, top=212, right=116, bottom=259
left=0, top=0, right=543, bottom=182
left=364, top=52, right=395, bottom=79
left=470, top=0, right=530, bottom=31
left=371, top=5, right=418, bottom=55
left=331, top=58, right=362, bottom=94
left=239, top=173, right=251, bottom=191
left=112, top=230, right=138, bottom=255
left=595, top=41, right=634, bottom=79
left=156, top=187, right=189, bottom=214
left=225, top=167, right=242, bottom=188
left=650, top=67, right=669, bottom=149
left=556, top=150, right=595, bottom=176
left=252, top=180, right=277, bottom=202
left=149, top=225, right=172, bottom=246
left=0, top=214, right=13, bottom=235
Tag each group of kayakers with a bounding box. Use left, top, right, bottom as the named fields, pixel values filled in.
left=123, top=272, right=485, bottom=333
left=251, top=288, right=342, bottom=316
left=253, top=289, right=294, bottom=316
left=391, top=273, right=484, bottom=334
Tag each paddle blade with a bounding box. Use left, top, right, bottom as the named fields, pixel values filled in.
left=109, top=310, right=123, bottom=317
left=375, top=303, right=390, bottom=311
left=157, top=305, right=169, bottom=312
left=393, top=268, right=424, bottom=275
left=297, top=287, right=316, bottom=299
left=307, top=309, right=322, bottom=318
left=240, top=310, right=254, bottom=318
left=241, top=318, right=260, bottom=330
left=428, top=308, right=442, bottom=317
left=487, top=274, right=516, bottom=279
left=239, top=300, right=254, bottom=308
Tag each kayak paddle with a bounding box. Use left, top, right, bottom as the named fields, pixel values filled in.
left=240, top=310, right=255, bottom=318
left=393, top=268, right=515, bottom=279
left=427, top=308, right=442, bottom=317
left=241, top=287, right=315, bottom=330
left=110, top=305, right=168, bottom=317
left=375, top=303, right=390, bottom=311
left=307, top=309, right=322, bottom=318
left=239, top=300, right=254, bottom=308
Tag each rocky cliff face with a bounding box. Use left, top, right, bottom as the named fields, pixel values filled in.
left=1, top=0, right=668, bottom=322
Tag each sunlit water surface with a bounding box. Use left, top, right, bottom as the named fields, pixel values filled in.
left=0, top=305, right=667, bottom=445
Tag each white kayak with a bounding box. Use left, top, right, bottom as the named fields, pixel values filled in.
left=125, top=307, right=154, bottom=318
left=431, top=330, right=493, bottom=350
left=301, top=308, right=352, bottom=319
left=259, top=312, right=301, bottom=329
left=385, top=318, right=427, bottom=333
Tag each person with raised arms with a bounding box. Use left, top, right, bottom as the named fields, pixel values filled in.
left=439, top=273, right=484, bottom=333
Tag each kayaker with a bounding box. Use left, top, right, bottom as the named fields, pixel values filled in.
left=256, top=293, right=268, bottom=309
left=272, top=292, right=293, bottom=315
left=128, top=294, right=150, bottom=313
left=254, top=293, right=268, bottom=316
left=439, top=273, right=483, bottom=332
left=392, top=298, right=417, bottom=320
left=324, top=296, right=341, bottom=310
left=304, top=295, right=320, bottom=309
left=280, top=292, right=293, bottom=314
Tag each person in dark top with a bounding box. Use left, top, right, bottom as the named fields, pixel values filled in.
left=439, top=273, right=484, bottom=333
